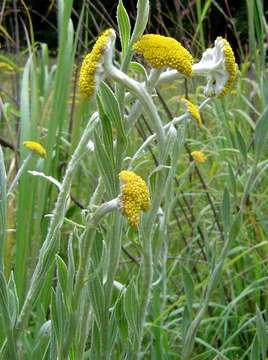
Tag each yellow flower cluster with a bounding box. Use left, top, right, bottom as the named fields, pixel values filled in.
left=219, top=37, right=237, bottom=97
left=191, top=151, right=206, bottom=164
left=181, top=98, right=202, bottom=128
left=119, top=170, right=150, bottom=227
left=23, top=141, right=47, bottom=158
left=79, top=29, right=114, bottom=98
left=133, top=34, right=193, bottom=77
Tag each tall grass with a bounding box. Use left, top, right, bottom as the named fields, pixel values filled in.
left=0, top=0, right=268, bottom=359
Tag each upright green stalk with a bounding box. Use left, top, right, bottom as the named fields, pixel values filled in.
left=61, top=200, right=118, bottom=358
left=0, top=147, right=7, bottom=272
left=73, top=199, right=119, bottom=306
left=0, top=273, right=18, bottom=360
left=16, top=113, right=97, bottom=333
left=136, top=171, right=168, bottom=359
left=100, top=214, right=123, bottom=359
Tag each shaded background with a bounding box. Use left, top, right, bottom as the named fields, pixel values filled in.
left=1, top=0, right=267, bottom=61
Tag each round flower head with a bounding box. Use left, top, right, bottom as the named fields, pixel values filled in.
left=119, top=170, right=150, bottom=227
left=133, top=34, right=193, bottom=77
left=191, top=151, right=206, bottom=164
left=181, top=98, right=202, bottom=128
left=23, top=141, right=47, bottom=158
left=79, top=29, right=115, bottom=99
left=192, top=37, right=237, bottom=97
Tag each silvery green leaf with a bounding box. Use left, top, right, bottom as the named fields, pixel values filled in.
left=117, top=0, right=131, bottom=55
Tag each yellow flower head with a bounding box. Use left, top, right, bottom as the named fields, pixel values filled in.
left=119, top=170, right=150, bottom=227
left=23, top=141, right=47, bottom=158
left=181, top=98, right=202, bottom=128
left=191, top=151, right=206, bottom=164
left=133, top=34, right=193, bottom=77
left=220, top=38, right=237, bottom=97
left=79, top=29, right=115, bottom=99
left=192, top=37, right=237, bottom=97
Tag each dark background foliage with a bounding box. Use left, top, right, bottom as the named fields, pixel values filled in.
left=1, top=1, right=267, bottom=60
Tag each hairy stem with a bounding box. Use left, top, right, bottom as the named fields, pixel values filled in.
left=16, top=113, right=97, bottom=333
left=105, top=64, right=165, bottom=150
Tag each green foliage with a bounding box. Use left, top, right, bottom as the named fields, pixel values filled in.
left=0, top=0, right=267, bottom=359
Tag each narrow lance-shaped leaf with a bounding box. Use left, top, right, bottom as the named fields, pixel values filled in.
left=130, top=0, right=149, bottom=44
left=254, top=105, right=268, bottom=161
left=181, top=265, right=194, bottom=313
left=96, top=95, right=115, bottom=168
left=117, top=0, right=131, bottom=55
left=227, top=162, right=237, bottom=202
left=99, top=82, right=126, bottom=140
left=222, top=186, right=230, bottom=232
left=256, top=305, right=267, bottom=360
left=235, top=125, right=247, bottom=164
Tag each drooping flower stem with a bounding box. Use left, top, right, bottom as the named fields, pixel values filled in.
left=105, top=63, right=165, bottom=151
left=127, top=68, right=162, bottom=129
left=16, top=113, right=98, bottom=334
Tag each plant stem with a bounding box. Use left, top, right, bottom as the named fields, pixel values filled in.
left=61, top=200, right=118, bottom=358
left=100, top=214, right=123, bottom=359
left=129, top=114, right=188, bottom=168
left=7, top=153, right=33, bottom=196
left=105, top=64, right=165, bottom=150
left=16, top=113, right=97, bottom=333
left=73, top=199, right=118, bottom=306
left=127, top=68, right=162, bottom=129
left=136, top=171, right=167, bottom=359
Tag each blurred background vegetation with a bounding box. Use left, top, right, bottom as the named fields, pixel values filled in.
left=0, top=1, right=268, bottom=358
left=1, top=0, right=267, bottom=61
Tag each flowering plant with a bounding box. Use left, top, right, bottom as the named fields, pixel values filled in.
left=2, top=1, right=258, bottom=360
